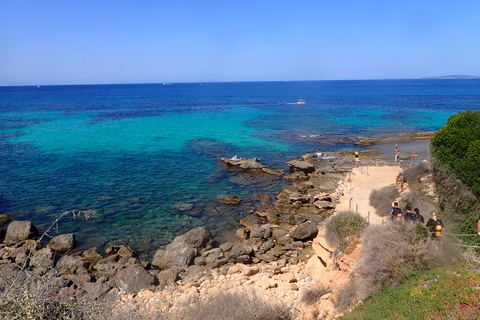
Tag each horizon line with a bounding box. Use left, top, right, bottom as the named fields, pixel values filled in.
left=4, top=76, right=479, bottom=88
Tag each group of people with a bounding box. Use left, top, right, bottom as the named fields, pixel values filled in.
left=390, top=202, right=445, bottom=238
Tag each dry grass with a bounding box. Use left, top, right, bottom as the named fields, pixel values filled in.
left=300, top=285, right=330, bottom=306
left=398, top=190, right=436, bottom=215
left=369, top=185, right=400, bottom=217
left=336, top=223, right=463, bottom=311
left=167, top=288, right=293, bottom=320
left=403, top=162, right=429, bottom=186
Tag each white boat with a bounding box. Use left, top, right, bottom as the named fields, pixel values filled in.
left=296, top=99, right=305, bottom=105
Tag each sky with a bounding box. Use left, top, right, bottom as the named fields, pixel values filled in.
left=1, top=1, right=480, bottom=86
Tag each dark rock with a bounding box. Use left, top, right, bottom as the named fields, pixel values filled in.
left=236, top=255, right=252, bottom=264
left=83, top=282, right=112, bottom=300
left=115, top=265, right=154, bottom=294
left=93, top=261, right=124, bottom=279
left=194, top=256, right=206, bottom=266
left=258, top=239, right=275, bottom=253
left=229, top=243, right=253, bottom=259
left=156, top=268, right=180, bottom=289
left=47, top=233, right=76, bottom=251
left=4, top=220, right=39, bottom=244
left=287, top=160, right=315, bottom=174
left=249, top=225, right=271, bottom=239
left=290, top=221, right=318, bottom=241
left=207, top=257, right=229, bottom=268
left=152, top=227, right=213, bottom=269
left=56, top=255, right=88, bottom=275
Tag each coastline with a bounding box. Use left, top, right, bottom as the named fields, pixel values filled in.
left=0, top=130, right=433, bottom=318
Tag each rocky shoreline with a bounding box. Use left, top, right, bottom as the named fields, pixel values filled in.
left=0, top=132, right=431, bottom=318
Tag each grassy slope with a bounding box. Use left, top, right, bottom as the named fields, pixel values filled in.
left=339, top=263, right=480, bottom=320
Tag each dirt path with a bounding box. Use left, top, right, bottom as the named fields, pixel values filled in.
left=336, top=165, right=402, bottom=225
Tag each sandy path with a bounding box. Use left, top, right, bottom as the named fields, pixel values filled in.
left=336, top=165, right=402, bottom=225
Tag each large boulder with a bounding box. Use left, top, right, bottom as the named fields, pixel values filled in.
left=47, top=233, right=76, bottom=251
left=152, top=227, right=213, bottom=269
left=4, top=221, right=39, bottom=244
left=115, top=265, right=154, bottom=293
left=290, top=221, right=318, bottom=241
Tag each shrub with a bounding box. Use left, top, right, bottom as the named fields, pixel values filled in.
left=398, top=190, right=436, bottom=217
left=369, top=185, right=399, bottom=217
left=432, top=160, right=480, bottom=248
left=430, top=110, right=480, bottom=196
left=168, top=289, right=293, bottom=320
left=336, top=223, right=462, bottom=311
left=300, top=285, right=330, bottom=306
left=0, top=273, right=105, bottom=320
left=325, top=211, right=367, bottom=246
left=403, top=162, right=429, bottom=186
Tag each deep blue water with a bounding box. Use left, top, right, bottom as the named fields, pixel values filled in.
left=1, top=80, right=479, bottom=258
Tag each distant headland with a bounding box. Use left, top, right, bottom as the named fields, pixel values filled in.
left=419, top=75, right=480, bottom=79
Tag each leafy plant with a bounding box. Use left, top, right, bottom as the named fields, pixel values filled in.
left=325, top=211, right=367, bottom=246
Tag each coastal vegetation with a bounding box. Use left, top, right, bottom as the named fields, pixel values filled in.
left=339, top=262, right=480, bottom=320
left=430, top=110, right=480, bottom=247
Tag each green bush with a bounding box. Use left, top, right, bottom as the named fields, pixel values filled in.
left=432, top=160, right=480, bottom=247
left=325, top=211, right=367, bottom=246
left=430, top=110, right=480, bottom=196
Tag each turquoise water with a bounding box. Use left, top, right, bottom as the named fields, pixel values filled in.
left=1, top=80, right=480, bottom=259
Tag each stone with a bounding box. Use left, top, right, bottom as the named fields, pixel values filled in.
left=290, top=221, right=318, bottom=241
left=249, top=225, right=271, bottom=239
left=82, top=247, right=103, bottom=261
left=237, top=264, right=259, bottom=276
left=47, top=233, right=76, bottom=251
left=30, top=248, right=54, bottom=269
left=152, top=227, right=213, bottom=269
left=218, top=195, right=242, bottom=205
left=4, top=220, right=39, bottom=244
left=239, top=214, right=261, bottom=228
left=287, top=160, right=315, bottom=174
left=156, top=268, right=180, bottom=289
left=115, top=265, right=154, bottom=294
left=93, top=262, right=124, bottom=279
left=105, top=245, right=135, bottom=258
left=83, top=282, right=111, bottom=300
left=56, top=255, right=88, bottom=275
left=229, top=243, right=253, bottom=259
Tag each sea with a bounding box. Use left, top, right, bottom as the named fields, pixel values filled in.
left=1, top=79, right=480, bottom=259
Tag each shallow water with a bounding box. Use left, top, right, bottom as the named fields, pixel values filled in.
left=1, top=80, right=479, bottom=259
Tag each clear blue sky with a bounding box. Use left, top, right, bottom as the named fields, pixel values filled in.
left=1, top=1, right=480, bottom=86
